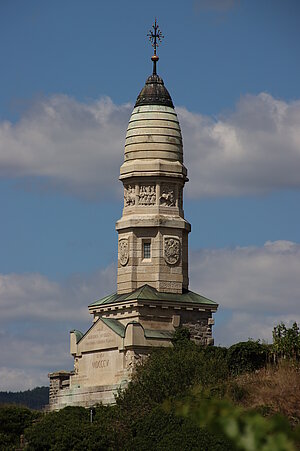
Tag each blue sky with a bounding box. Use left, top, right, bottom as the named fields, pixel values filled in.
left=0, top=0, right=300, bottom=390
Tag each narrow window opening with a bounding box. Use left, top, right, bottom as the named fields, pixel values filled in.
left=143, top=242, right=151, bottom=259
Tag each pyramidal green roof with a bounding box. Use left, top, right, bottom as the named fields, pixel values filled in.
left=89, top=284, right=217, bottom=308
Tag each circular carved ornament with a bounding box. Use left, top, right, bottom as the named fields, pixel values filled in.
left=119, top=238, right=129, bottom=266
left=164, top=237, right=180, bottom=265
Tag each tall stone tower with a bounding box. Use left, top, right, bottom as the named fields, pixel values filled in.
left=48, top=20, right=218, bottom=410
left=116, top=53, right=190, bottom=295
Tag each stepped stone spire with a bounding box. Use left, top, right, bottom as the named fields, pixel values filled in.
left=116, top=20, right=190, bottom=295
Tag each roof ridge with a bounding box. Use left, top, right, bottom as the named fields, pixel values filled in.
left=136, top=284, right=157, bottom=299
left=124, top=284, right=146, bottom=300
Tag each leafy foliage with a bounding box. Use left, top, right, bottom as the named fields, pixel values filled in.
left=5, top=326, right=300, bottom=450
left=25, top=406, right=89, bottom=451
left=26, top=404, right=135, bottom=450
left=116, top=342, right=229, bottom=420
left=171, top=326, right=191, bottom=347
left=0, top=405, right=40, bottom=450
left=272, top=322, right=300, bottom=361
left=227, top=340, right=269, bottom=375
left=175, top=390, right=299, bottom=451
left=129, top=406, right=232, bottom=451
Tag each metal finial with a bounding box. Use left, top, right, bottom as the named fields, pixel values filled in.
left=147, top=18, right=164, bottom=76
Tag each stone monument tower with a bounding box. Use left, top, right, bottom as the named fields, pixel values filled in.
left=48, top=20, right=218, bottom=410
left=117, top=25, right=190, bottom=294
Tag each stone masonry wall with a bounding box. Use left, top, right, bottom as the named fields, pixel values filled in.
left=181, top=312, right=215, bottom=345
left=48, top=371, right=72, bottom=410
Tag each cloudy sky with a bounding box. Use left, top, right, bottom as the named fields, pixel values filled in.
left=1, top=0, right=300, bottom=390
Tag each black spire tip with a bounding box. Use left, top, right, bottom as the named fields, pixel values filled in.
left=147, top=18, right=164, bottom=76
left=135, top=20, right=173, bottom=108
left=135, top=74, right=174, bottom=108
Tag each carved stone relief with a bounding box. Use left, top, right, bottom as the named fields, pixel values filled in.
left=119, top=238, right=129, bottom=266
left=159, top=281, right=180, bottom=290
left=138, top=184, right=156, bottom=205
left=125, top=350, right=148, bottom=376
left=164, top=237, right=181, bottom=265
left=160, top=183, right=176, bottom=207
left=74, top=358, right=79, bottom=375
left=124, top=185, right=135, bottom=207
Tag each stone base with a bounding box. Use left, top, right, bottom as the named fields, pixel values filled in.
left=49, top=285, right=218, bottom=411
left=48, top=383, right=120, bottom=411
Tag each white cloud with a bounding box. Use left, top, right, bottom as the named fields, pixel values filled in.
left=0, top=93, right=300, bottom=199
left=0, top=265, right=116, bottom=391
left=0, top=264, right=116, bottom=321
left=214, top=311, right=300, bottom=347
left=0, top=95, right=131, bottom=199
left=190, top=240, right=300, bottom=345
left=0, top=367, right=47, bottom=392
left=179, top=93, right=300, bottom=197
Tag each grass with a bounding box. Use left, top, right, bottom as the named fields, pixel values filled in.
left=231, top=360, right=300, bottom=426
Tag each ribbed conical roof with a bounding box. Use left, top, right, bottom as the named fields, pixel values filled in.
left=124, top=71, right=183, bottom=164
left=135, top=74, right=174, bottom=108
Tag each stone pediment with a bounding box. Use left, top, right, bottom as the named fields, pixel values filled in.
left=77, top=318, right=121, bottom=354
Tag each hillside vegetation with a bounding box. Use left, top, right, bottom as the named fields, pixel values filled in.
left=1, top=322, right=300, bottom=450
left=0, top=387, right=49, bottom=411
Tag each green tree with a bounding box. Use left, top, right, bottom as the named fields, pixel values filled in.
left=272, top=322, right=300, bottom=361
left=129, top=406, right=232, bottom=451
left=25, top=405, right=130, bottom=450
left=171, top=326, right=191, bottom=347
left=117, top=344, right=229, bottom=421
left=0, top=405, right=40, bottom=450
left=227, top=340, right=269, bottom=375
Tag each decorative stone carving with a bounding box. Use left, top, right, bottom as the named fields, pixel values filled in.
left=125, top=350, right=148, bottom=376
left=74, top=358, right=79, bottom=375
left=124, top=185, right=135, bottom=206
left=164, top=237, right=181, bottom=265
left=119, top=238, right=129, bottom=266
left=159, top=281, right=180, bottom=290
left=160, top=183, right=176, bottom=207
left=138, top=184, right=156, bottom=205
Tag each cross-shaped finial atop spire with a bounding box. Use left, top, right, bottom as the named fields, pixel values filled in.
left=147, top=19, right=164, bottom=76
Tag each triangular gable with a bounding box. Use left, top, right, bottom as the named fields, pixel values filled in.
left=78, top=317, right=121, bottom=353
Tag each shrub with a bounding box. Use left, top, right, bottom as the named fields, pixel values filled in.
left=129, top=406, right=232, bottom=451
left=117, top=344, right=230, bottom=421
left=26, top=405, right=130, bottom=450
left=171, top=326, right=191, bottom=347
left=0, top=405, right=39, bottom=450
left=25, top=406, right=89, bottom=450
left=227, top=340, right=269, bottom=375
